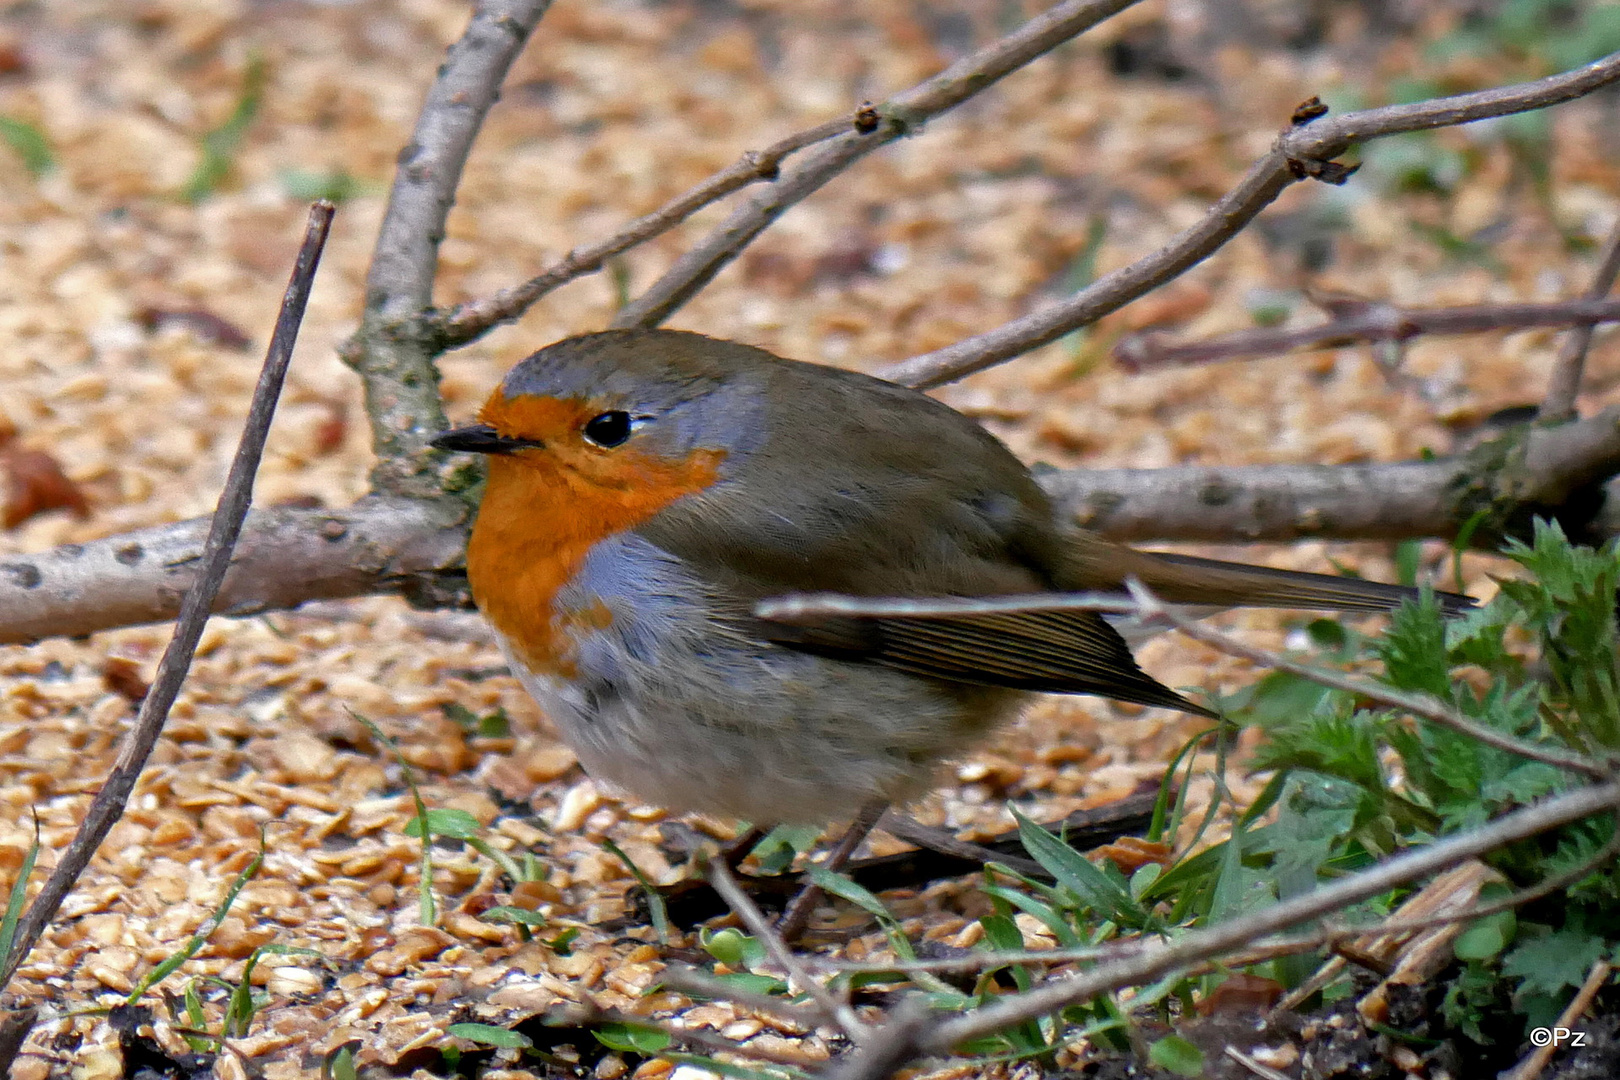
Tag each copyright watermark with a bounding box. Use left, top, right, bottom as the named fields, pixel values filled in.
left=1529, top=1026, right=1588, bottom=1048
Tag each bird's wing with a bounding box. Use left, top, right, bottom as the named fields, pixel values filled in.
left=759, top=602, right=1217, bottom=718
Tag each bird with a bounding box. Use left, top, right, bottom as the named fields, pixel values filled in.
left=432, top=328, right=1472, bottom=828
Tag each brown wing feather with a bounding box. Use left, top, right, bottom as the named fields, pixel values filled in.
left=762, top=608, right=1217, bottom=718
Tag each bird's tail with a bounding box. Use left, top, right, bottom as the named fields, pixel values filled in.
left=1128, top=550, right=1475, bottom=615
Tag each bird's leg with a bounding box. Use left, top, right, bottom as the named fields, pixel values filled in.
left=776, top=799, right=888, bottom=943
left=719, top=824, right=769, bottom=870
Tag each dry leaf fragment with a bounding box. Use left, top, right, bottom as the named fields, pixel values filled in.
left=0, top=421, right=90, bottom=529
left=135, top=306, right=253, bottom=350
left=313, top=400, right=348, bottom=455
left=1091, top=836, right=1172, bottom=874
left=1197, top=972, right=1285, bottom=1016
left=101, top=657, right=150, bottom=705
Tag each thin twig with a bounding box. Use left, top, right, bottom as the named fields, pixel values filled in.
left=812, top=776, right=1617, bottom=983
left=1503, top=959, right=1612, bottom=1080
left=1115, top=296, right=1620, bottom=371
left=1224, top=1046, right=1292, bottom=1080
left=819, top=999, right=933, bottom=1080
left=1122, top=579, right=1611, bottom=780
left=0, top=202, right=335, bottom=991
left=436, top=112, right=866, bottom=346
left=613, top=0, right=1143, bottom=330
left=0, top=1007, right=38, bottom=1076
left=882, top=49, right=1620, bottom=389
left=660, top=966, right=829, bottom=1031
left=905, top=781, right=1620, bottom=1062
left=707, top=857, right=866, bottom=1040
left=1543, top=220, right=1620, bottom=422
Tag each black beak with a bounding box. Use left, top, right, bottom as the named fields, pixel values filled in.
left=430, top=424, right=543, bottom=454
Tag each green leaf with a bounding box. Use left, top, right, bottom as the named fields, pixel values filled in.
left=804, top=865, right=896, bottom=923
left=593, top=1021, right=672, bottom=1053
left=1502, top=928, right=1610, bottom=999
left=448, top=1022, right=533, bottom=1049
left=1454, top=910, right=1516, bottom=961
left=700, top=927, right=765, bottom=969
left=1306, top=618, right=1348, bottom=651
left=691, top=970, right=788, bottom=997
left=1376, top=592, right=1450, bottom=698
left=0, top=814, right=40, bottom=970
left=979, top=884, right=1082, bottom=948
left=0, top=117, right=53, bottom=176
left=182, top=51, right=268, bottom=202
left=405, top=807, right=483, bottom=840
left=602, top=839, right=669, bottom=943
left=481, top=906, right=548, bottom=928
left=1148, top=1034, right=1204, bottom=1076
left=1011, top=807, right=1146, bottom=927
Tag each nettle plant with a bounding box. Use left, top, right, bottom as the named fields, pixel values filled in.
left=1231, top=520, right=1620, bottom=1036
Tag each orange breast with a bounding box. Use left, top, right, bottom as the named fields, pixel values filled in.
left=465, top=398, right=723, bottom=678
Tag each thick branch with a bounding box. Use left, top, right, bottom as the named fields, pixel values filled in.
left=881, top=49, right=1620, bottom=389
left=342, top=0, right=552, bottom=499
left=1041, top=406, right=1620, bottom=543
left=0, top=499, right=468, bottom=646
left=6, top=409, right=1618, bottom=643
left=611, top=0, right=1144, bottom=330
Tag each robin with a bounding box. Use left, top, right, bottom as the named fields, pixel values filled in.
left=433, top=329, right=1470, bottom=828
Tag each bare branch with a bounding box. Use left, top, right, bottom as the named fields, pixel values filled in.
left=434, top=111, right=867, bottom=347
left=341, top=0, right=553, bottom=498
left=1542, top=219, right=1620, bottom=423
left=0, top=204, right=333, bottom=990
left=1038, top=405, right=1620, bottom=543
left=820, top=827, right=1618, bottom=979
left=1114, top=297, right=1620, bottom=370
left=611, top=0, right=1144, bottom=330
left=881, top=50, right=1620, bottom=390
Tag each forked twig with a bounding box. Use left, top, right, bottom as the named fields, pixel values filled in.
left=1543, top=218, right=1620, bottom=423
left=436, top=110, right=873, bottom=346
left=346, top=0, right=554, bottom=488
left=882, top=50, right=1620, bottom=389
left=613, top=0, right=1144, bottom=330
left=0, top=203, right=336, bottom=990
left=1114, top=296, right=1620, bottom=371
left=707, top=857, right=866, bottom=1040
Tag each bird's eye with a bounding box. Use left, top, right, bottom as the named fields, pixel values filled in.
left=582, top=410, right=634, bottom=448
